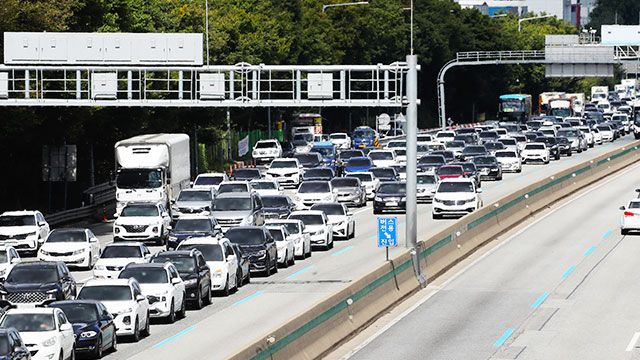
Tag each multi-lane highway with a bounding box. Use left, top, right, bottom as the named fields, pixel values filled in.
left=336, top=145, right=640, bottom=360
left=43, top=136, right=637, bottom=360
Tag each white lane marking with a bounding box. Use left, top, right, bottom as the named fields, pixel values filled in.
left=341, top=159, right=640, bottom=360
left=353, top=206, right=373, bottom=215
left=626, top=332, right=640, bottom=352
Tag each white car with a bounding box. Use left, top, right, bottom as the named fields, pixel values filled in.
left=394, top=148, right=408, bottom=164
left=310, top=202, right=355, bottom=239
left=576, top=126, right=595, bottom=147
left=118, top=262, right=186, bottom=322
left=512, top=135, right=528, bottom=152
left=252, top=139, right=283, bottom=164
left=192, top=172, right=228, bottom=191
left=294, top=181, right=337, bottom=209
left=591, top=127, right=604, bottom=145
left=0, top=210, right=50, bottom=253
left=38, top=228, right=101, bottom=269
left=417, top=173, right=439, bottom=203
left=265, top=219, right=311, bottom=259
left=177, top=237, right=239, bottom=295
left=265, top=158, right=303, bottom=187
left=495, top=150, right=522, bottom=173
left=0, top=246, right=20, bottom=279
left=217, top=180, right=252, bottom=194
left=497, top=137, right=519, bottom=154
left=432, top=178, right=482, bottom=219
left=267, top=225, right=295, bottom=267
left=385, top=140, right=406, bottom=149
left=250, top=179, right=282, bottom=197
left=539, top=127, right=557, bottom=137
left=595, top=124, right=614, bottom=142
left=93, top=242, right=152, bottom=279
left=78, top=278, right=150, bottom=341
left=416, top=134, right=434, bottom=144
left=368, top=150, right=398, bottom=168
left=113, top=203, right=171, bottom=245
left=0, top=307, right=75, bottom=360
left=329, top=133, right=351, bottom=150
left=345, top=172, right=379, bottom=200
left=620, top=198, right=640, bottom=235
left=521, top=143, right=550, bottom=164
left=435, top=131, right=455, bottom=143
left=288, top=210, right=334, bottom=250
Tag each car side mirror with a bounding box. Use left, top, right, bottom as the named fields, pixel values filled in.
left=476, top=188, right=483, bottom=193
left=166, top=226, right=173, bottom=231
left=171, top=278, right=181, bottom=285
left=13, top=346, right=23, bottom=353
left=90, top=238, right=98, bottom=243
left=113, top=213, right=119, bottom=219
left=620, top=206, right=626, bottom=210
left=189, top=181, right=194, bottom=187
left=60, top=323, right=72, bottom=331
left=136, top=294, right=146, bottom=302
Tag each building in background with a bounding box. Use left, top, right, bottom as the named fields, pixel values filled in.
left=455, top=0, right=594, bottom=27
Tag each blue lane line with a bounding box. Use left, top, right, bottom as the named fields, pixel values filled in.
left=152, top=325, right=196, bottom=349
left=530, top=291, right=550, bottom=310
left=602, top=229, right=613, bottom=239
left=562, top=265, right=576, bottom=280
left=232, top=290, right=265, bottom=307
left=583, top=245, right=596, bottom=257
left=331, top=245, right=354, bottom=257
left=286, top=265, right=314, bottom=280
left=494, top=328, right=515, bottom=348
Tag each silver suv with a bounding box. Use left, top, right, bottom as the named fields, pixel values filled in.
left=211, top=192, right=265, bottom=232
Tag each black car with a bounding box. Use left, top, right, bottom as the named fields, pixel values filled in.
left=0, top=328, right=29, bottom=360
left=417, top=155, right=446, bottom=172
left=230, top=243, right=251, bottom=286
left=230, top=168, right=262, bottom=181
left=556, top=137, right=573, bottom=156
left=262, top=195, right=296, bottom=219
left=167, top=217, right=222, bottom=250
left=483, top=141, right=506, bottom=154
left=472, top=156, right=502, bottom=181
left=370, top=167, right=399, bottom=182
left=294, top=152, right=323, bottom=169
left=523, top=131, right=544, bottom=142
left=50, top=300, right=117, bottom=358
left=452, top=162, right=481, bottom=188
left=0, top=262, right=76, bottom=307
left=225, top=226, right=278, bottom=276
left=534, top=136, right=561, bottom=160
left=150, top=250, right=212, bottom=309
left=373, top=182, right=406, bottom=214
left=337, top=149, right=365, bottom=164
left=430, top=150, right=455, bottom=163
left=302, top=167, right=335, bottom=181
left=460, top=145, right=488, bottom=161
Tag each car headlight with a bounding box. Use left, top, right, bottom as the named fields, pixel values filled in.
left=113, top=307, right=133, bottom=315
left=80, top=331, right=98, bottom=339
left=40, top=249, right=50, bottom=256
left=401, top=197, right=407, bottom=202
left=152, top=226, right=159, bottom=233
left=212, top=268, right=223, bottom=278
left=183, top=279, right=198, bottom=287
left=171, top=206, right=180, bottom=212
left=72, top=248, right=86, bottom=255
left=168, top=235, right=178, bottom=241
left=0, top=269, right=6, bottom=277
left=375, top=197, right=383, bottom=202
left=42, top=336, right=57, bottom=347
left=256, top=249, right=267, bottom=258
left=94, top=265, right=105, bottom=270
left=314, top=229, right=325, bottom=235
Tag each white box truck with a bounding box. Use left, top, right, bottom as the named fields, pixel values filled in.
left=114, top=134, right=191, bottom=214
left=591, top=86, right=608, bottom=103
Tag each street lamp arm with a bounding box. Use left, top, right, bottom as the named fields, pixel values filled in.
left=518, top=14, right=556, bottom=32
left=322, top=1, right=369, bottom=12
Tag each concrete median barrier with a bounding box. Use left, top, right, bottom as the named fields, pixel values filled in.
left=231, top=141, right=640, bottom=360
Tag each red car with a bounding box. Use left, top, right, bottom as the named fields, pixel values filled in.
left=435, top=165, right=465, bottom=180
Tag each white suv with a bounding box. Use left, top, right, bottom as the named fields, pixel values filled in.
left=368, top=150, right=398, bottom=168
left=265, top=219, right=311, bottom=259
left=38, top=228, right=101, bottom=269
left=177, top=237, right=239, bottom=296
left=521, top=143, right=550, bottom=164
left=118, top=263, right=186, bottom=323
left=310, top=202, right=356, bottom=239
left=495, top=150, right=522, bottom=173
left=192, top=172, right=228, bottom=191
left=252, top=140, right=283, bottom=164
left=432, top=178, right=482, bottom=219
left=329, top=133, right=351, bottom=149
left=0, top=307, right=75, bottom=360
left=93, top=242, right=152, bottom=279
left=0, top=246, right=20, bottom=279
left=294, top=181, right=337, bottom=209
left=113, top=203, right=171, bottom=245
left=0, top=210, right=50, bottom=253
left=288, top=210, right=334, bottom=250
left=265, top=158, right=303, bottom=187
left=266, top=225, right=295, bottom=267
left=78, top=278, right=150, bottom=341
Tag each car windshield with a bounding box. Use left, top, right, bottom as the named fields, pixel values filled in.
left=346, top=173, right=373, bottom=182
left=121, top=205, right=158, bottom=217
left=255, top=141, right=278, bottom=149
left=436, top=132, right=454, bottom=138
left=418, top=156, right=445, bottom=164
left=463, top=146, right=486, bottom=154
left=311, top=205, right=345, bottom=216
left=298, top=182, right=330, bottom=193
left=119, top=268, right=168, bottom=284
left=251, top=181, right=277, bottom=190
left=311, top=147, right=335, bottom=157
left=46, top=230, right=86, bottom=243
left=116, top=168, right=162, bottom=189
left=474, top=156, right=497, bottom=165
left=479, top=132, right=498, bottom=139
left=629, top=202, right=640, bottom=209
left=213, top=197, right=252, bottom=211
left=417, top=175, right=437, bottom=184
left=339, top=150, right=363, bottom=160
left=394, top=149, right=407, bottom=156
left=304, top=169, right=332, bottom=178
left=557, top=137, right=570, bottom=144
left=295, top=154, right=320, bottom=165
left=268, top=229, right=285, bottom=241
left=225, top=228, right=265, bottom=245
left=270, top=160, right=297, bottom=169
left=6, top=267, right=57, bottom=283
left=269, top=222, right=300, bottom=234
left=0, top=314, right=55, bottom=332
left=194, top=175, right=224, bottom=186
left=495, top=151, right=517, bottom=158
left=378, top=183, right=406, bottom=194
left=438, top=182, right=474, bottom=193
left=101, top=246, right=142, bottom=258
left=597, top=125, right=611, bottom=131
left=371, top=168, right=397, bottom=178
left=218, top=183, right=248, bottom=193
left=233, top=169, right=260, bottom=179
left=484, top=143, right=504, bottom=150
left=152, top=256, right=195, bottom=273
left=526, top=144, right=545, bottom=150
left=262, top=196, right=290, bottom=208
left=347, top=158, right=371, bottom=167
left=330, top=134, right=347, bottom=139
left=436, top=166, right=463, bottom=175
left=289, top=214, right=324, bottom=226
left=293, top=134, right=313, bottom=143
left=173, top=219, right=211, bottom=232
left=446, top=141, right=465, bottom=148
left=178, top=244, right=223, bottom=262
left=557, top=130, right=579, bottom=137
left=0, top=215, right=35, bottom=226
left=369, top=152, right=394, bottom=160
left=417, top=135, right=433, bottom=142
left=79, top=286, right=132, bottom=301
left=331, top=178, right=359, bottom=188
left=353, top=129, right=374, bottom=138
left=178, top=191, right=211, bottom=202
left=499, top=139, right=516, bottom=145
left=52, top=303, right=99, bottom=323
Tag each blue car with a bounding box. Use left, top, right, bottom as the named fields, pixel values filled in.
left=311, top=141, right=337, bottom=168
left=50, top=300, right=117, bottom=359
left=0, top=328, right=29, bottom=360
left=345, top=156, right=373, bottom=173
left=352, top=126, right=378, bottom=149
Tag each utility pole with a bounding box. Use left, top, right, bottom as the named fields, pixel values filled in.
left=227, top=108, right=232, bottom=161
left=205, top=0, right=210, bottom=66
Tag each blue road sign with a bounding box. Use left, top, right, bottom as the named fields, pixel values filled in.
left=377, top=217, right=398, bottom=248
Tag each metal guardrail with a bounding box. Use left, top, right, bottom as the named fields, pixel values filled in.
left=456, top=50, right=546, bottom=62
left=46, top=182, right=115, bottom=227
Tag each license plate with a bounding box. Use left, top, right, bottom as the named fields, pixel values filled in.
left=386, top=201, right=398, bottom=206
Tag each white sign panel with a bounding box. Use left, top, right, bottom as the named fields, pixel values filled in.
left=238, top=136, right=250, bottom=157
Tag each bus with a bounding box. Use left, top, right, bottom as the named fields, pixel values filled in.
left=290, top=113, right=323, bottom=139
left=498, top=94, right=532, bottom=123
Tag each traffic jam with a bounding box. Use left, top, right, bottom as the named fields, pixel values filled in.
left=0, top=91, right=638, bottom=360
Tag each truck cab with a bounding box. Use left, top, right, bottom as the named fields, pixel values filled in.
left=351, top=126, right=378, bottom=149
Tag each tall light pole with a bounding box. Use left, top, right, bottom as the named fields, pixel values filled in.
left=205, top=0, right=210, bottom=66
left=518, top=14, right=555, bottom=32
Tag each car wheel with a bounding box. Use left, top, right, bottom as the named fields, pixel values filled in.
left=622, top=229, right=629, bottom=236
left=589, top=143, right=594, bottom=148
left=544, top=159, right=549, bottom=164
left=263, top=256, right=271, bottom=277
left=194, top=289, right=203, bottom=310
left=111, top=331, right=117, bottom=352
left=204, top=283, right=213, bottom=305
left=132, top=317, right=140, bottom=342
left=281, top=251, right=289, bottom=268
left=142, top=312, right=150, bottom=337
left=272, top=256, right=279, bottom=273
left=350, top=224, right=356, bottom=239
left=221, top=276, right=230, bottom=296
left=235, top=271, right=241, bottom=292
left=245, top=270, right=251, bottom=284
left=288, top=251, right=295, bottom=266
left=555, top=154, right=560, bottom=160
left=94, top=336, right=103, bottom=359
left=177, top=293, right=187, bottom=319
left=86, top=252, right=93, bottom=270
left=167, top=299, right=176, bottom=323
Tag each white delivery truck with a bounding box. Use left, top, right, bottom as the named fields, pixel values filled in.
left=591, top=86, right=609, bottom=103
left=114, top=134, right=191, bottom=214
left=566, top=93, right=585, bottom=115
left=621, top=79, right=639, bottom=98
